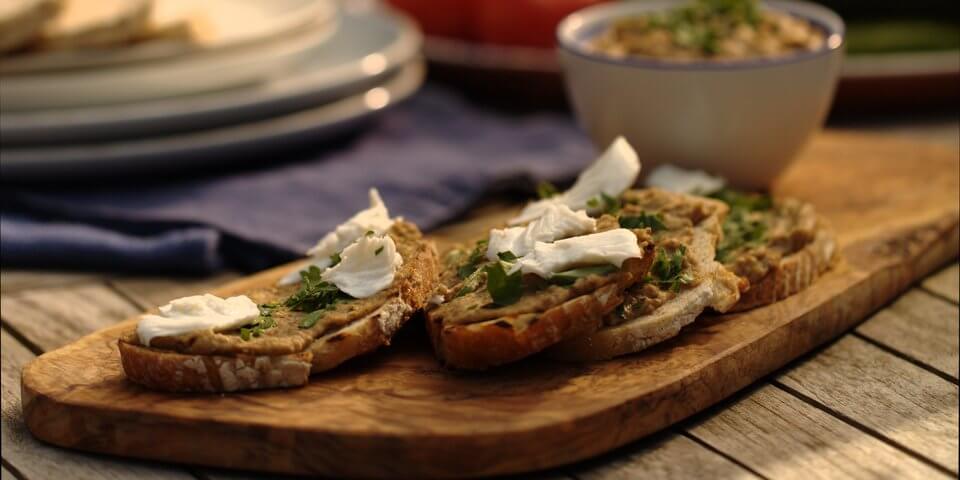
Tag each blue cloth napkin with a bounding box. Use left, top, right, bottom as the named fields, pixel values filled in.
left=1, top=87, right=595, bottom=274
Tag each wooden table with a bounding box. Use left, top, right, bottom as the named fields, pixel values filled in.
left=2, top=123, right=958, bottom=479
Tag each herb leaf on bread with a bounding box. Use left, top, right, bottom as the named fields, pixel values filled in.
left=285, top=266, right=348, bottom=313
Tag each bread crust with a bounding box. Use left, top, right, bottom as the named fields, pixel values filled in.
left=119, top=223, right=439, bottom=392
left=729, top=220, right=836, bottom=312
left=549, top=192, right=741, bottom=361
left=118, top=340, right=313, bottom=393
left=427, top=249, right=654, bottom=370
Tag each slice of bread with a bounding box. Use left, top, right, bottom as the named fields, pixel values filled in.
left=0, top=0, right=61, bottom=53
left=427, top=253, right=653, bottom=370
left=426, top=223, right=655, bottom=370
left=119, top=220, right=439, bottom=392
left=549, top=189, right=742, bottom=361
left=723, top=199, right=837, bottom=311
left=39, top=0, right=151, bottom=50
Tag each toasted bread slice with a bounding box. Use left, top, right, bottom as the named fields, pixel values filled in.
left=426, top=222, right=655, bottom=370
left=39, top=0, right=150, bottom=50
left=0, top=0, right=61, bottom=53
left=714, top=194, right=836, bottom=312
left=550, top=189, right=742, bottom=361
left=119, top=220, right=439, bottom=392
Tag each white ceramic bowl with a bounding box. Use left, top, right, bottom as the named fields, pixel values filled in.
left=557, top=0, right=845, bottom=189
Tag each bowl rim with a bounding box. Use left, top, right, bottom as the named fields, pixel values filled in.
left=557, top=0, right=845, bottom=71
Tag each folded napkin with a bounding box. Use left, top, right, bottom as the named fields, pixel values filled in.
left=1, top=87, right=595, bottom=274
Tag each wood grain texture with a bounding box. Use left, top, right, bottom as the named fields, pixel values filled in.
left=17, top=133, right=960, bottom=478
left=1, top=465, right=15, bottom=480
left=1, top=330, right=194, bottom=480
left=856, top=289, right=960, bottom=379
left=777, top=336, right=959, bottom=472
left=571, top=433, right=759, bottom=480
left=687, top=385, right=949, bottom=480
left=110, top=272, right=242, bottom=310
left=0, top=284, right=139, bottom=352
left=923, top=263, right=960, bottom=304
left=0, top=270, right=107, bottom=294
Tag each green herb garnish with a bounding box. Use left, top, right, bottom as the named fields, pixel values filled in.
left=537, top=181, right=560, bottom=199
left=239, top=314, right=277, bottom=341
left=647, top=246, right=693, bottom=292
left=329, top=252, right=342, bottom=267
left=497, top=251, right=519, bottom=262
left=375, top=246, right=384, bottom=256
left=298, top=310, right=324, bottom=329
left=550, top=265, right=619, bottom=286
left=285, top=266, right=347, bottom=312
left=586, top=193, right=621, bottom=215
left=457, top=239, right=489, bottom=279
left=709, top=188, right=772, bottom=262
left=485, top=261, right=523, bottom=306
left=619, top=212, right=666, bottom=231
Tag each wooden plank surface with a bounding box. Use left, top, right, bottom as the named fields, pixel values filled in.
left=777, top=334, right=958, bottom=472
left=923, top=264, right=960, bottom=304
left=15, top=132, right=960, bottom=478
left=687, top=385, right=950, bottom=480
left=856, top=289, right=960, bottom=379
left=1, top=329, right=195, bottom=480
left=570, top=432, right=759, bottom=480
left=0, top=270, right=107, bottom=294
left=0, top=284, right=139, bottom=352
left=109, top=272, right=241, bottom=310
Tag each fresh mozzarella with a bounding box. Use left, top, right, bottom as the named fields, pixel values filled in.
left=486, top=203, right=595, bottom=261
left=646, top=164, right=725, bottom=195
left=137, top=294, right=260, bottom=346
left=510, top=136, right=641, bottom=225
left=279, top=188, right=395, bottom=285
left=321, top=233, right=403, bottom=298
left=511, top=228, right=642, bottom=278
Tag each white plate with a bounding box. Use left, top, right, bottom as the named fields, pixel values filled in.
left=0, top=3, right=339, bottom=110
left=1, top=2, right=421, bottom=145
left=0, top=59, right=425, bottom=180
left=0, top=0, right=336, bottom=74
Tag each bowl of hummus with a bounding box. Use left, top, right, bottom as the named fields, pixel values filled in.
left=557, top=0, right=844, bottom=189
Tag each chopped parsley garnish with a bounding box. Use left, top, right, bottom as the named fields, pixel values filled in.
left=240, top=315, right=276, bottom=341
left=709, top=188, right=772, bottom=262
left=647, top=246, right=693, bottom=292
left=709, top=188, right=772, bottom=212
left=329, top=252, right=342, bottom=267
left=550, top=265, right=618, bottom=286
left=619, top=212, right=667, bottom=231
left=375, top=246, right=384, bottom=256
left=485, top=261, right=523, bottom=306
left=285, top=265, right=348, bottom=313
left=365, top=230, right=375, bottom=236
left=587, top=193, right=621, bottom=215
left=455, top=265, right=486, bottom=298
left=457, top=239, right=489, bottom=280
left=537, top=181, right=560, bottom=199
left=497, top=251, right=519, bottom=262
left=298, top=310, right=325, bottom=329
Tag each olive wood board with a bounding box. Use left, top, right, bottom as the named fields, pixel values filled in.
left=20, top=133, right=960, bottom=478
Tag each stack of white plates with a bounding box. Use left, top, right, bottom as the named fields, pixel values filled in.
left=0, top=0, right=424, bottom=179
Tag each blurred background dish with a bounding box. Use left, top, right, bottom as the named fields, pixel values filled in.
left=1, top=5, right=421, bottom=144
left=557, top=0, right=844, bottom=189
left=0, top=0, right=339, bottom=110
left=0, top=58, right=425, bottom=180
left=0, top=0, right=335, bottom=73
left=390, top=0, right=959, bottom=112
left=0, top=0, right=425, bottom=180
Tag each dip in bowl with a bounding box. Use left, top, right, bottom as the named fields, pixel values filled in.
left=558, top=0, right=844, bottom=189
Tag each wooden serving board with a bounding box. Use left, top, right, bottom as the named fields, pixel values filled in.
left=20, top=133, right=960, bottom=478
